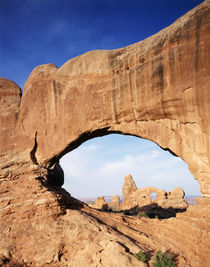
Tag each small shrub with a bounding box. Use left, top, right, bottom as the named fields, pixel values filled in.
left=133, top=250, right=147, bottom=262
left=137, top=211, right=149, bottom=218
left=152, top=250, right=176, bottom=267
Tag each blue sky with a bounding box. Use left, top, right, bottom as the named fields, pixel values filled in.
left=0, top=0, right=202, bottom=197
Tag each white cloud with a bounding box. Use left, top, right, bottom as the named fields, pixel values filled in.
left=60, top=136, right=201, bottom=198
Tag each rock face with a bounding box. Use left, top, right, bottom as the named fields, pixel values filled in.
left=0, top=1, right=210, bottom=266
left=110, top=195, right=121, bottom=210
left=93, top=196, right=109, bottom=210
left=122, top=174, right=138, bottom=202
left=0, top=78, right=22, bottom=160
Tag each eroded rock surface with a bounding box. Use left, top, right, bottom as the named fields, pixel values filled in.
left=0, top=173, right=209, bottom=266
left=0, top=1, right=210, bottom=266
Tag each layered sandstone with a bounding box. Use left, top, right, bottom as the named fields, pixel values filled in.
left=0, top=1, right=210, bottom=266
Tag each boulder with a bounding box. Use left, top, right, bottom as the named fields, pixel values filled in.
left=93, top=196, right=109, bottom=210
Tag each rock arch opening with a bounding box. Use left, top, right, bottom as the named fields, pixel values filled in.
left=59, top=134, right=201, bottom=200
left=150, top=192, right=157, bottom=200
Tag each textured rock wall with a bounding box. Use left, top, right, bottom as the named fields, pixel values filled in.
left=0, top=78, right=22, bottom=180
left=0, top=1, right=209, bottom=197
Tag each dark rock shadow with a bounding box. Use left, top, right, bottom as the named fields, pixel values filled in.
left=122, top=204, right=187, bottom=219
left=46, top=162, right=64, bottom=187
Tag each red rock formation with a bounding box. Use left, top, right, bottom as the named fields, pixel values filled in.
left=122, top=174, right=137, bottom=202
left=0, top=1, right=210, bottom=266
left=103, top=175, right=188, bottom=217
left=110, top=195, right=121, bottom=210
left=93, top=196, right=109, bottom=210
left=93, top=195, right=121, bottom=211
left=120, top=175, right=188, bottom=212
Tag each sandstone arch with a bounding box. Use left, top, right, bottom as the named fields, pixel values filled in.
left=1, top=0, right=209, bottom=197
left=0, top=2, right=210, bottom=191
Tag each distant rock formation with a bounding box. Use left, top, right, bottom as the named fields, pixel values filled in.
left=93, top=196, right=109, bottom=210
left=110, top=195, right=121, bottom=210
left=93, top=174, right=188, bottom=217
left=121, top=175, right=189, bottom=218
left=122, top=174, right=137, bottom=202
left=121, top=175, right=188, bottom=211
left=93, top=195, right=121, bottom=211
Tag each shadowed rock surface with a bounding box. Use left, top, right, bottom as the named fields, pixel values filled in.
left=0, top=1, right=210, bottom=266
left=47, top=161, right=64, bottom=187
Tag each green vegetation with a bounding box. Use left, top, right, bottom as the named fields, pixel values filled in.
left=133, top=250, right=148, bottom=263
left=152, top=250, right=176, bottom=267
left=137, top=211, right=149, bottom=218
